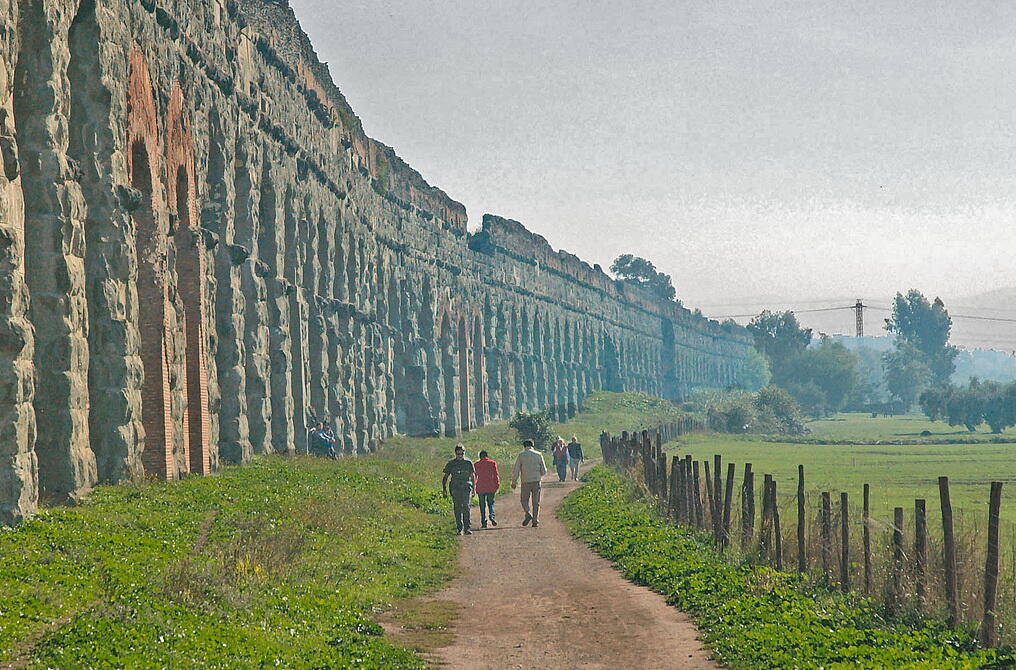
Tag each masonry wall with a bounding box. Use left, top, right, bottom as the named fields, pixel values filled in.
left=0, top=0, right=753, bottom=524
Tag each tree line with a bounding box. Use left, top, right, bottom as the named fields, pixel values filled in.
left=607, top=253, right=1008, bottom=427
left=745, top=290, right=968, bottom=418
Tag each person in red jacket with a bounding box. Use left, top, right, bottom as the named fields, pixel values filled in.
left=474, top=450, right=500, bottom=528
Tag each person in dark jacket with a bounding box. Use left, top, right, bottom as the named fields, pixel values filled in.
left=567, top=435, right=583, bottom=480
left=442, top=444, right=475, bottom=535
left=473, top=450, right=500, bottom=528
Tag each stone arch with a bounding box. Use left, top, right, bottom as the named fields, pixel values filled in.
left=127, top=46, right=173, bottom=479
left=439, top=309, right=458, bottom=436
left=601, top=333, right=623, bottom=392
left=166, top=84, right=211, bottom=476
left=472, top=312, right=486, bottom=426
left=457, top=313, right=471, bottom=432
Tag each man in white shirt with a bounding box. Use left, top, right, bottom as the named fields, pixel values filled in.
left=510, top=439, right=548, bottom=528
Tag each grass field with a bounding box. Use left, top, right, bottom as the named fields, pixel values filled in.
left=0, top=391, right=677, bottom=669
left=661, top=411, right=1016, bottom=640
left=670, top=412, right=1016, bottom=525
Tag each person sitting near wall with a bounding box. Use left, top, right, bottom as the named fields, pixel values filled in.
left=309, top=421, right=337, bottom=459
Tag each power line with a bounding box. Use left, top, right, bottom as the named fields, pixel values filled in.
left=707, top=303, right=1016, bottom=324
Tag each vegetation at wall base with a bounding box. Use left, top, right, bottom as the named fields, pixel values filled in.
left=562, top=467, right=1012, bottom=669
left=0, top=391, right=678, bottom=668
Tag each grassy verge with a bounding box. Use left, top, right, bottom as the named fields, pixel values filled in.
left=0, top=391, right=676, bottom=668
left=561, top=467, right=1013, bottom=669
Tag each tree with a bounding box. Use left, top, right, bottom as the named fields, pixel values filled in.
left=508, top=410, right=553, bottom=451
left=752, top=385, right=805, bottom=434
left=846, top=346, right=889, bottom=411
left=885, top=290, right=959, bottom=385
left=944, top=380, right=985, bottom=432
left=778, top=338, right=859, bottom=414
left=782, top=380, right=829, bottom=416
left=733, top=348, right=771, bottom=392
left=746, top=311, right=812, bottom=366
left=883, top=341, right=932, bottom=410
left=609, top=254, right=677, bottom=302
left=983, top=383, right=1016, bottom=434
left=918, top=386, right=948, bottom=421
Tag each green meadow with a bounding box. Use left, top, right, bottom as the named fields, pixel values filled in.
left=669, top=412, right=1016, bottom=526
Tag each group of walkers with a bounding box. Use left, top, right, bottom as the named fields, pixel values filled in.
left=441, top=436, right=584, bottom=535
left=551, top=436, right=584, bottom=482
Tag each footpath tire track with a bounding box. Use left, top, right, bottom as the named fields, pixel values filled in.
left=422, top=463, right=722, bottom=669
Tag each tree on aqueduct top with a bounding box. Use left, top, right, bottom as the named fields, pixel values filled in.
left=609, top=254, right=677, bottom=303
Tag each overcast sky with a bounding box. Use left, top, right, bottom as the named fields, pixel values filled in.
left=289, top=0, right=1016, bottom=313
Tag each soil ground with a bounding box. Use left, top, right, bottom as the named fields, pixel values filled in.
left=384, top=463, right=721, bottom=669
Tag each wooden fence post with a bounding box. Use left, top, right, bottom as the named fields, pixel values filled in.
left=657, top=451, right=667, bottom=501
left=797, top=465, right=806, bottom=573
left=914, top=499, right=927, bottom=610
left=821, top=492, right=832, bottom=580
left=675, top=456, right=687, bottom=523
left=760, top=474, right=773, bottom=562
left=741, top=463, right=754, bottom=552
left=668, top=455, right=681, bottom=522
left=981, top=481, right=1003, bottom=647
left=722, top=462, right=735, bottom=549
left=693, top=461, right=704, bottom=529
left=863, top=483, right=872, bottom=595
left=840, top=492, right=849, bottom=592
left=939, top=476, right=959, bottom=628
left=704, top=461, right=715, bottom=534
left=685, top=456, right=695, bottom=526
left=772, top=478, right=783, bottom=570
left=713, top=455, right=723, bottom=545
left=642, top=432, right=653, bottom=491
left=888, top=507, right=904, bottom=618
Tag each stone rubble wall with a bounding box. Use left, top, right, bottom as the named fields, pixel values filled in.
left=0, top=0, right=753, bottom=525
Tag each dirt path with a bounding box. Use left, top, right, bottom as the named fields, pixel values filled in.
left=413, top=465, right=721, bottom=669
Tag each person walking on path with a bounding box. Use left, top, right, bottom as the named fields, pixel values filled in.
left=567, top=435, right=583, bottom=481
left=511, top=440, right=547, bottom=528
left=552, top=437, right=569, bottom=482
left=442, top=444, right=476, bottom=535
left=474, top=450, right=500, bottom=528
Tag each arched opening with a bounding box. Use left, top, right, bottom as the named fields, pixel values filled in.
left=457, top=316, right=471, bottom=432
left=601, top=336, right=623, bottom=392
left=440, top=312, right=458, bottom=436
left=472, top=316, right=486, bottom=426
left=132, top=142, right=173, bottom=479
left=173, top=167, right=210, bottom=475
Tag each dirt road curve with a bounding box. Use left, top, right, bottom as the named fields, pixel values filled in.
left=426, top=468, right=721, bottom=669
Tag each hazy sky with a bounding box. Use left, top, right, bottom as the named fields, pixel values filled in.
left=289, top=0, right=1016, bottom=312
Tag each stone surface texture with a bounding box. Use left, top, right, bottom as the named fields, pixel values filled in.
left=0, top=0, right=752, bottom=524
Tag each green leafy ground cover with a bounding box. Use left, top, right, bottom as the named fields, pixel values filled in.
left=562, top=467, right=1012, bottom=669
left=0, top=391, right=677, bottom=668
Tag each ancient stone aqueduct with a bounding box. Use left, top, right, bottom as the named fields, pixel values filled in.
left=0, top=0, right=752, bottom=524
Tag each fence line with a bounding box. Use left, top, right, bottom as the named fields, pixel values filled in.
left=599, top=426, right=1007, bottom=646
